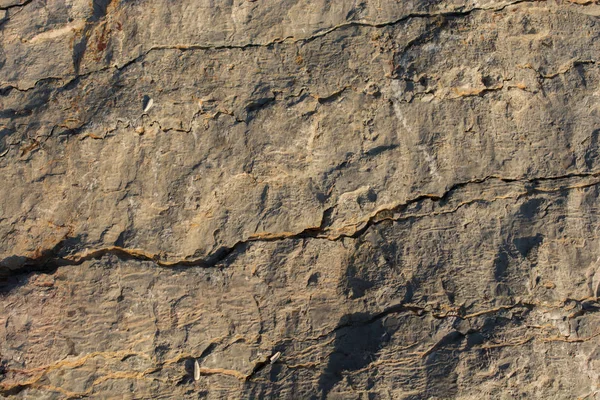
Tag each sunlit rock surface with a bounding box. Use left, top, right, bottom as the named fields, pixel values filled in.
left=2, top=1, right=600, bottom=398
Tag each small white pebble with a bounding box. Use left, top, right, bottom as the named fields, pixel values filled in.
left=270, top=351, right=281, bottom=364
left=143, top=97, right=154, bottom=113
left=194, top=360, right=200, bottom=381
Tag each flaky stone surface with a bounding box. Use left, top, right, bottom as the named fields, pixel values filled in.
left=2, top=0, right=600, bottom=398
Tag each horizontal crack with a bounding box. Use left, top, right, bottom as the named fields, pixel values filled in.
left=3, top=170, right=600, bottom=279
left=277, top=296, right=600, bottom=365
left=307, top=301, right=536, bottom=344
left=1, top=296, right=598, bottom=394
left=518, top=59, right=598, bottom=80
left=0, top=0, right=536, bottom=93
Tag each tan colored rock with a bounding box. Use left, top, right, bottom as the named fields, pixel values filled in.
left=2, top=0, right=600, bottom=398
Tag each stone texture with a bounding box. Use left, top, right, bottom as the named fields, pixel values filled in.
left=2, top=0, right=600, bottom=398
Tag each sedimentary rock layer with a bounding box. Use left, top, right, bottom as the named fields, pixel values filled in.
left=2, top=0, right=600, bottom=398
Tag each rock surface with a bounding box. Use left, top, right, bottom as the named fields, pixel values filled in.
left=2, top=0, right=600, bottom=398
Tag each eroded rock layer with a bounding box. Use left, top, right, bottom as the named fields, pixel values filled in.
left=2, top=0, right=600, bottom=398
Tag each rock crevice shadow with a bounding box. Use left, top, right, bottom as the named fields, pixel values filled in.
left=316, top=312, right=395, bottom=399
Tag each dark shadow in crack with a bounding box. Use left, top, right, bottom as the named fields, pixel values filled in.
left=0, top=259, right=59, bottom=294
left=0, top=238, right=247, bottom=294
left=0, top=235, right=86, bottom=293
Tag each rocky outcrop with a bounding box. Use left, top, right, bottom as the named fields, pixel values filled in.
left=2, top=0, right=600, bottom=398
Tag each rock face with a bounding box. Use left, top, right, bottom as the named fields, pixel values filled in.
left=2, top=0, right=600, bottom=398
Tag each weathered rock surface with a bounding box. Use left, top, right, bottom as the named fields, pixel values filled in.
left=2, top=0, right=600, bottom=398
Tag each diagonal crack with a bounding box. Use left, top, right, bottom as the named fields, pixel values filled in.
left=0, top=0, right=33, bottom=11
left=329, top=170, right=600, bottom=240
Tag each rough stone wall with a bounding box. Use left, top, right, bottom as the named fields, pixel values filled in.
left=2, top=0, right=600, bottom=398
